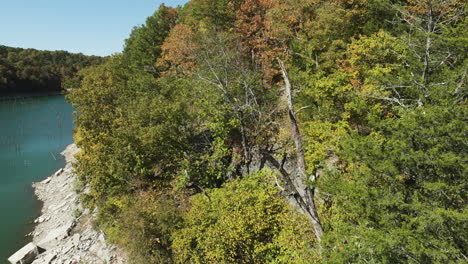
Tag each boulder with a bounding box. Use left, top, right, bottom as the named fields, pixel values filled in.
left=54, top=168, right=64, bottom=177
left=36, top=223, right=70, bottom=250
left=40, top=177, right=51, bottom=184
left=7, top=242, right=39, bottom=264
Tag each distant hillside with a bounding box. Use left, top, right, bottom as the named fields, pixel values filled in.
left=0, top=45, right=105, bottom=95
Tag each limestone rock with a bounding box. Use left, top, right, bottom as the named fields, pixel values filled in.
left=8, top=242, right=39, bottom=264
left=53, top=168, right=63, bottom=177
left=14, top=144, right=127, bottom=264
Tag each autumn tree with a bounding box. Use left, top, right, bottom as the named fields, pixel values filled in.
left=234, top=0, right=283, bottom=85
left=156, top=24, right=198, bottom=75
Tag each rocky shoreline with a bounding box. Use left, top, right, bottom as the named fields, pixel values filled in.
left=8, top=144, right=126, bottom=264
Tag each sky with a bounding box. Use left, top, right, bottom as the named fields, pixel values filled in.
left=0, top=0, right=189, bottom=56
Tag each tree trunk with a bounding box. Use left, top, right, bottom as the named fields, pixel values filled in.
left=277, top=58, right=323, bottom=243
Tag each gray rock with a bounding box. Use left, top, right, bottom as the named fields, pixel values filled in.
left=36, top=222, right=72, bottom=249
left=8, top=242, right=39, bottom=264
left=41, top=178, right=51, bottom=184
left=53, top=168, right=64, bottom=177
left=71, top=233, right=80, bottom=245
left=17, top=144, right=127, bottom=264
left=32, top=251, right=56, bottom=264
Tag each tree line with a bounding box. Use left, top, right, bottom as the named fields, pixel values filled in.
left=0, top=45, right=104, bottom=95
left=67, top=0, right=467, bottom=263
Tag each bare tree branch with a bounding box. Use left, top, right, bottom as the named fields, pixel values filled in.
left=278, top=58, right=323, bottom=242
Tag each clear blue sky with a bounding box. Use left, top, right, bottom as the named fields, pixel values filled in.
left=0, top=0, right=189, bottom=56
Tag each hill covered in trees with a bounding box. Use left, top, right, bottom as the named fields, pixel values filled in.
left=67, top=0, right=467, bottom=263
left=0, top=45, right=104, bottom=95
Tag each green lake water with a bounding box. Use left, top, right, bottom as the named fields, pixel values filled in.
left=0, top=95, right=74, bottom=263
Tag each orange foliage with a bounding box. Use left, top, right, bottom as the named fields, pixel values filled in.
left=234, top=0, right=311, bottom=86
left=156, top=24, right=198, bottom=75
left=234, top=0, right=283, bottom=86
left=405, top=0, right=463, bottom=17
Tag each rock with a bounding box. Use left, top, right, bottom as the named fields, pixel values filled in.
left=17, top=144, right=127, bottom=264
left=8, top=242, right=39, bottom=264
left=82, top=208, right=90, bottom=215
left=49, top=200, right=67, bottom=212
left=72, top=233, right=80, bottom=245
left=98, top=232, right=106, bottom=243
left=33, top=216, right=51, bottom=224
left=43, top=253, right=56, bottom=264
left=53, top=168, right=64, bottom=177
left=62, top=243, right=74, bottom=254
left=31, top=251, right=56, bottom=264
left=36, top=222, right=73, bottom=250
left=41, top=178, right=51, bottom=184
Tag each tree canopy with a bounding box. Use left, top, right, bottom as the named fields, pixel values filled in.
left=67, top=1, right=467, bottom=263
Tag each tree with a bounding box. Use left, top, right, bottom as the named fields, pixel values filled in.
left=123, top=4, right=177, bottom=73
left=392, top=0, right=467, bottom=105
left=178, top=0, right=238, bottom=30
left=156, top=24, right=198, bottom=75
left=66, top=1, right=467, bottom=262
left=172, top=169, right=316, bottom=264
left=234, top=0, right=285, bottom=86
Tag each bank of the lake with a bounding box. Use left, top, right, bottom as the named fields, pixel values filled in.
left=0, top=92, right=62, bottom=102
left=0, top=95, right=74, bottom=263
left=8, top=144, right=126, bottom=264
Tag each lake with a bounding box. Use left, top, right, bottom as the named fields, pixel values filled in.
left=0, top=95, right=74, bottom=263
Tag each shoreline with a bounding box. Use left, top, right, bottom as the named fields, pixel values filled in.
left=8, top=144, right=126, bottom=264
left=0, top=91, right=63, bottom=101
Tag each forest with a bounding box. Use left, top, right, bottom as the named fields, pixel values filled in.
left=66, top=0, right=466, bottom=263
left=0, top=45, right=104, bottom=95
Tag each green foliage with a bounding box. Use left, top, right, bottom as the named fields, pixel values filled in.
left=68, top=57, right=197, bottom=205
left=123, top=4, right=177, bottom=73
left=98, top=192, right=183, bottom=264
left=319, top=105, right=467, bottom=263
left=172, top=169, right=316, bottom=264
left=67, top=1, right=467, bottom=263
left=179, top=0, right=237, bottom=30
left=67, top=56, right=127, bottom=204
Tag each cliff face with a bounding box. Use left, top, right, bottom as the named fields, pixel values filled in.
left=9, top=144, right=126, bottom=264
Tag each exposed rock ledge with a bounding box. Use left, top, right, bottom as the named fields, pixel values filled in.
left=8, top=144, right=126, bottom=264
